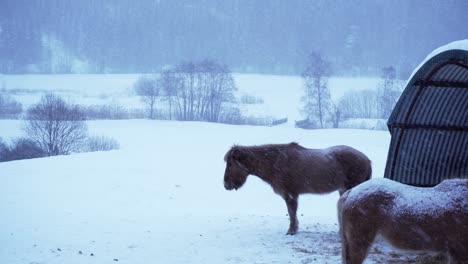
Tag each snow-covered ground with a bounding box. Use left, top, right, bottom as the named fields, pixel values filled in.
left=0, top=119, right=441, bottom=264
left=1, top=73, right=442, bottom=263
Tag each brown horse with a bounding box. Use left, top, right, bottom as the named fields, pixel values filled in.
left=338, top=178, right=468, bottom=264
left=223, top=142, right=372, bottom=234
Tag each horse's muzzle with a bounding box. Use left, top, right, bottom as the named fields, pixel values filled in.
left=224, top=181, right=237, bottom=190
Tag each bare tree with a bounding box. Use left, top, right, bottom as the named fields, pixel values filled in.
left=163, top=60, right=237, bottom=122
left=198, top=60, right=236, bottom=122
left=379, top=66, right=400, bottom=119
left=330, top=100, right=341, bottom=128
left=160, top=69, right=175, bottom=120
left=134, top=76, right=160, bottom=119
left=301, top=52, right=332, bottom=128
left=24, top=93, right=88, bottom=156
left=159, top=68, right=187, bottom=120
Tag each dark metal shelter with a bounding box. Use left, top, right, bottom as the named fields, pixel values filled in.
left=384, top=48, right=468, bottom=186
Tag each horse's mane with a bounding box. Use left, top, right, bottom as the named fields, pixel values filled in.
left=224, top=142, right=300, bottom=162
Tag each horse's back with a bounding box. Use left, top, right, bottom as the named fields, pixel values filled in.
left=326, top=145, right=372, bottom=190
left=339, top=179, right=395, bottom=217
left=341, top=178, right=468, bottom=254
left=386, top=179, right=468, bottom=252
left=287, top=145, right=372, bottom=193
left=276, top=145, right=349, bottom=194
left=342, top=178, right=468, bottom=218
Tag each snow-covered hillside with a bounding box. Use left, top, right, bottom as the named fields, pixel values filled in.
left=1, top=119, right=439, bottom=264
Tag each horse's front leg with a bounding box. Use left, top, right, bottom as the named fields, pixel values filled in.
left=283, top=193, right=299, bottom=235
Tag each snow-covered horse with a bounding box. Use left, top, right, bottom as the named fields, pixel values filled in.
left=223, top=142, right=372, bottom=234
left=338, top=178, right=468, bottom=264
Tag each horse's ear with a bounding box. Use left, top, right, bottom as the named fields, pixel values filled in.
left=227, top=146, right=249, bottom=163
left=225, top=147, right=238, bottom=162
left=231, top=147, right=250, bottom=162
left=231, top=148, right=242, bottom=160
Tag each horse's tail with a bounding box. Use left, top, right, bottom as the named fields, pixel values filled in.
left=338, top=189, right=351, bottom=264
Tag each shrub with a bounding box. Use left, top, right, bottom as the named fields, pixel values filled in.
left=240, top=94, right=264, bottom=104
left=85, top=135, right=120, bottom=152
left=0, top=137, right=46, bottom=162
left=83, top=105, right=146, bottom=119
left=0, top=138, right=7, bottom=161
left=0, top=94, right=23, bottom=119
left=7, top=138, right=46, bottom=160
left=295, top=118, right=319, bottom=129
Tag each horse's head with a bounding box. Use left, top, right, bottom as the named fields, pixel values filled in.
left=223, top=147, right=250, bottom=191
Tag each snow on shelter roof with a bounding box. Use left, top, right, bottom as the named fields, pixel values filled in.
left=407, top=39, right=468, bottom=83
left=384, top=39, right=468, bottom=187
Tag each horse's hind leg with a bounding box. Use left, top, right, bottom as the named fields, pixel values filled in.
left=283, top=193, right=299, bottom=235
left=341, top=225, right=376, bottom=264
left=339, top=193, right=376, bottom=264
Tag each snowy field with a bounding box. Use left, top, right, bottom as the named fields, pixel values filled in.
left=0, top=74, right=439, bottom=263
left=0, top=119, right=441, bottom=264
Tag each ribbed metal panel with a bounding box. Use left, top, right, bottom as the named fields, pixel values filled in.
left=432, top=64, right=468, bottom=82
left=407, top=85, right=468, bottom=127
left=385, top=49, right=468, bottom=186
left=384, top=127, right=401, bottom=178
left=386, top=129, right=468, bottom=186
left=387, top=83, right=420, bottom=125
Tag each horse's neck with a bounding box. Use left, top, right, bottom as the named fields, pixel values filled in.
left=244, top=149, right=279, bottom=180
